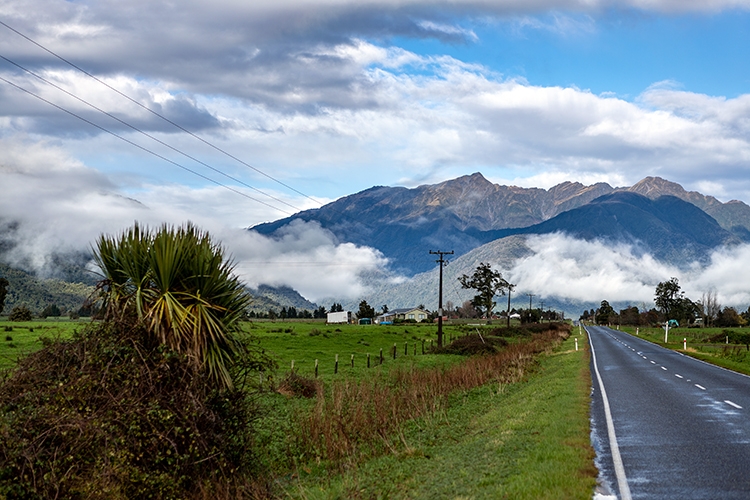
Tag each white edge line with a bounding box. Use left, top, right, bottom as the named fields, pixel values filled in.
left=587, top=327, right=632, bottom=500
left=695, top=384, right=706, bottom=390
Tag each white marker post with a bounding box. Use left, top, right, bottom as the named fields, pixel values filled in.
left=684, top=338, right=687, bottom=350
left=575, top=338, right=579, bottom=351
left=664, top=321, right=669, bottom=343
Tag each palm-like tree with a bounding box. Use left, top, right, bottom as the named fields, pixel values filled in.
left=93, top=222, right=249, bottom=389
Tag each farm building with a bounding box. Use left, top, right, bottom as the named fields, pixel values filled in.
left=375, top=307, right=429, bottom=324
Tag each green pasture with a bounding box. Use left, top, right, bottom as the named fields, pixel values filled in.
left=0, top=318, right=87, bottom=370
left=243, top=321, right=476, bottom=383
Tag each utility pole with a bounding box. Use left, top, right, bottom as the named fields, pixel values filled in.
left=540, top=300, right=545, bottom=322
left=506, top=283, right=515, bottom=328
left=526, top=293, right=535, bottom=322
left=430, top=250, right=453, bottom=347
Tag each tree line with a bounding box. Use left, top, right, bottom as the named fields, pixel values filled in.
left=582, top=277, right=750, bottom=327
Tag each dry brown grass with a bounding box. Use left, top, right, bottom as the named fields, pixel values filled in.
left=295, top=328, right=568, bottom=468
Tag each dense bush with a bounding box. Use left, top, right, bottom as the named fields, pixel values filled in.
left=433, top=333, right=508, bottom=355
left=8, top=305, right=32, bottom=322
left=0, top=321, right=271, bottom=499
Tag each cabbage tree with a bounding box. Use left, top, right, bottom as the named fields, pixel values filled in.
left=93, top=222, right=249, bottom=389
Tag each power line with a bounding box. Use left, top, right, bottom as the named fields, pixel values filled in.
left=0, top=19, right=323, bottom=207
left=0, top=74, right=294, bottom=216
left=0, top=54, right=303, bottom=214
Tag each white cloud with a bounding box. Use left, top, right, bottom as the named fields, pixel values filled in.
left=229, top=221, right=389, bottom=301
left=0, top=137, right=386, bottom=301
left=507, top=233, right=750, bottom=309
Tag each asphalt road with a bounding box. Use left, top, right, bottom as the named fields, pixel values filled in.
left=588, top=325, right=750, bottom=499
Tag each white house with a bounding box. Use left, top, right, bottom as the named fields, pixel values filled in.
left=375, top=307, right=429, bottom=324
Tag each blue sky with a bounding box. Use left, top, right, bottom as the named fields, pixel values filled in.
left=405, top=10, right=750, bottom=99
left=3, top=0, right=750, bottom=303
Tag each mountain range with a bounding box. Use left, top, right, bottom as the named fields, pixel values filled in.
left=3, top=174, right=750, bottom=317
left=252, top=174, right=750, bottom=276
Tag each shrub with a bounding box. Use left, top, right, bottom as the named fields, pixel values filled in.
left=433, top=333, right=507, bottom=355
left=0, top=322, right=271, bottom=499
left=8, top=305, right=32, bottom=322
left=277, top=371, right=320, bottom=398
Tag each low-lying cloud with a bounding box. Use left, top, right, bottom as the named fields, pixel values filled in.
left=0, top=137, right=387, bottom=301
left=509, top=233, right=750, bottom=309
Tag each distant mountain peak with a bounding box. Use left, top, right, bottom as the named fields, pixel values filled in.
left=629, top=176, right=688, bottom=198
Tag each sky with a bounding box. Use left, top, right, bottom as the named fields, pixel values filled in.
left=2, top=0, right=750, bottom=307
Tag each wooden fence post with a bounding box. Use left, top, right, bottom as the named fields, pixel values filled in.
left=404, top=342, right=408, bottom=355
left=380, top=348, right=383, bottom=364
left=421, top=339, right=425, bottom=354
left=335, top=354, right=339, bottom=374
left=367, top=353, right=371, bottom=368
left=315, top=359, right=318, bottom=378
left=393, top=343, right=397, bottom=359
left=351, top=354, right=354, bottom=368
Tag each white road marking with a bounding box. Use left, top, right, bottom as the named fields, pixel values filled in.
left=661, top=367, right=668, bottom=371
left=695, top=384, right=706, bottom=390
left=651, top=361, right=656, bottom=364
left=675, top=374, right=683, bottom=379
left=725, top=400, right=743, bottom=409
left=588, top=327, right=632, bottom=500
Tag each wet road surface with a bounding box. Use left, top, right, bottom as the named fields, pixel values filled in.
left=588, top=325, right=750, bottom=499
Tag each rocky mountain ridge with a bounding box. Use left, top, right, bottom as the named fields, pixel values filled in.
left=252, top=173, right=750, bottom=275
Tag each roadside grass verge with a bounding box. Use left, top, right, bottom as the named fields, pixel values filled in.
left=280, top=328, right=596, bottom=499
left=620, top=326, right=750, bottom=376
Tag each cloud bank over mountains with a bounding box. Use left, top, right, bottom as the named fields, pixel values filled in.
left=3, top=138, right=750, bottom=312
left=509, top=234, right=750, bottom=308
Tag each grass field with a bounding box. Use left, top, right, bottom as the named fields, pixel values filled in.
left=0, top=319, right=597, bottom=498
left=280, top=328, right=596, bottom=499
left=0, top=317, right=87, bottom=370
left=619, top=325, right=750, bottom=376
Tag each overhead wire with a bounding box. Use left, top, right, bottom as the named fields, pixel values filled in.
left=0, top=74, right=294, bottom=216
left=0, top=54, right=303, bottom=213
left=0, top=19, right=323, bottom=208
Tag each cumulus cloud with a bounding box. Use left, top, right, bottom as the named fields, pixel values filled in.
left=508, top=233, right=750, bottom=309
left=0, top=137, right=386, bottom=300
left=2, top=0, right=750, bottom=204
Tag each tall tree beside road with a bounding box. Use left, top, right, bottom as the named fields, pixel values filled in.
left=458, top=262, right=510, bottom=319
left=655, top=277, right=700, bottom=325
left=655, top=277, right=683, bottom=321
left=595, top=300, right=616, bottom=325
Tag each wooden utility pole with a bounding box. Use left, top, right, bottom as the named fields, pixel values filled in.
left=430, top=250, right=453, bottom=347
left=506, top=283, right=515, bottom=328
left=526, top=293, right=535, bottom=322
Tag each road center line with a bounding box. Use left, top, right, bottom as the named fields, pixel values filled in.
left=661, top=367, right=667, bottom=371
left=588, top=327, right=632, bottom=500
left=695, top=384, right=706, bottom=390
left=725, top=400, right=743, bottom=409
left=675, top=374, right=683, bottom=379
left=650, top=361, right=656, bottom=364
